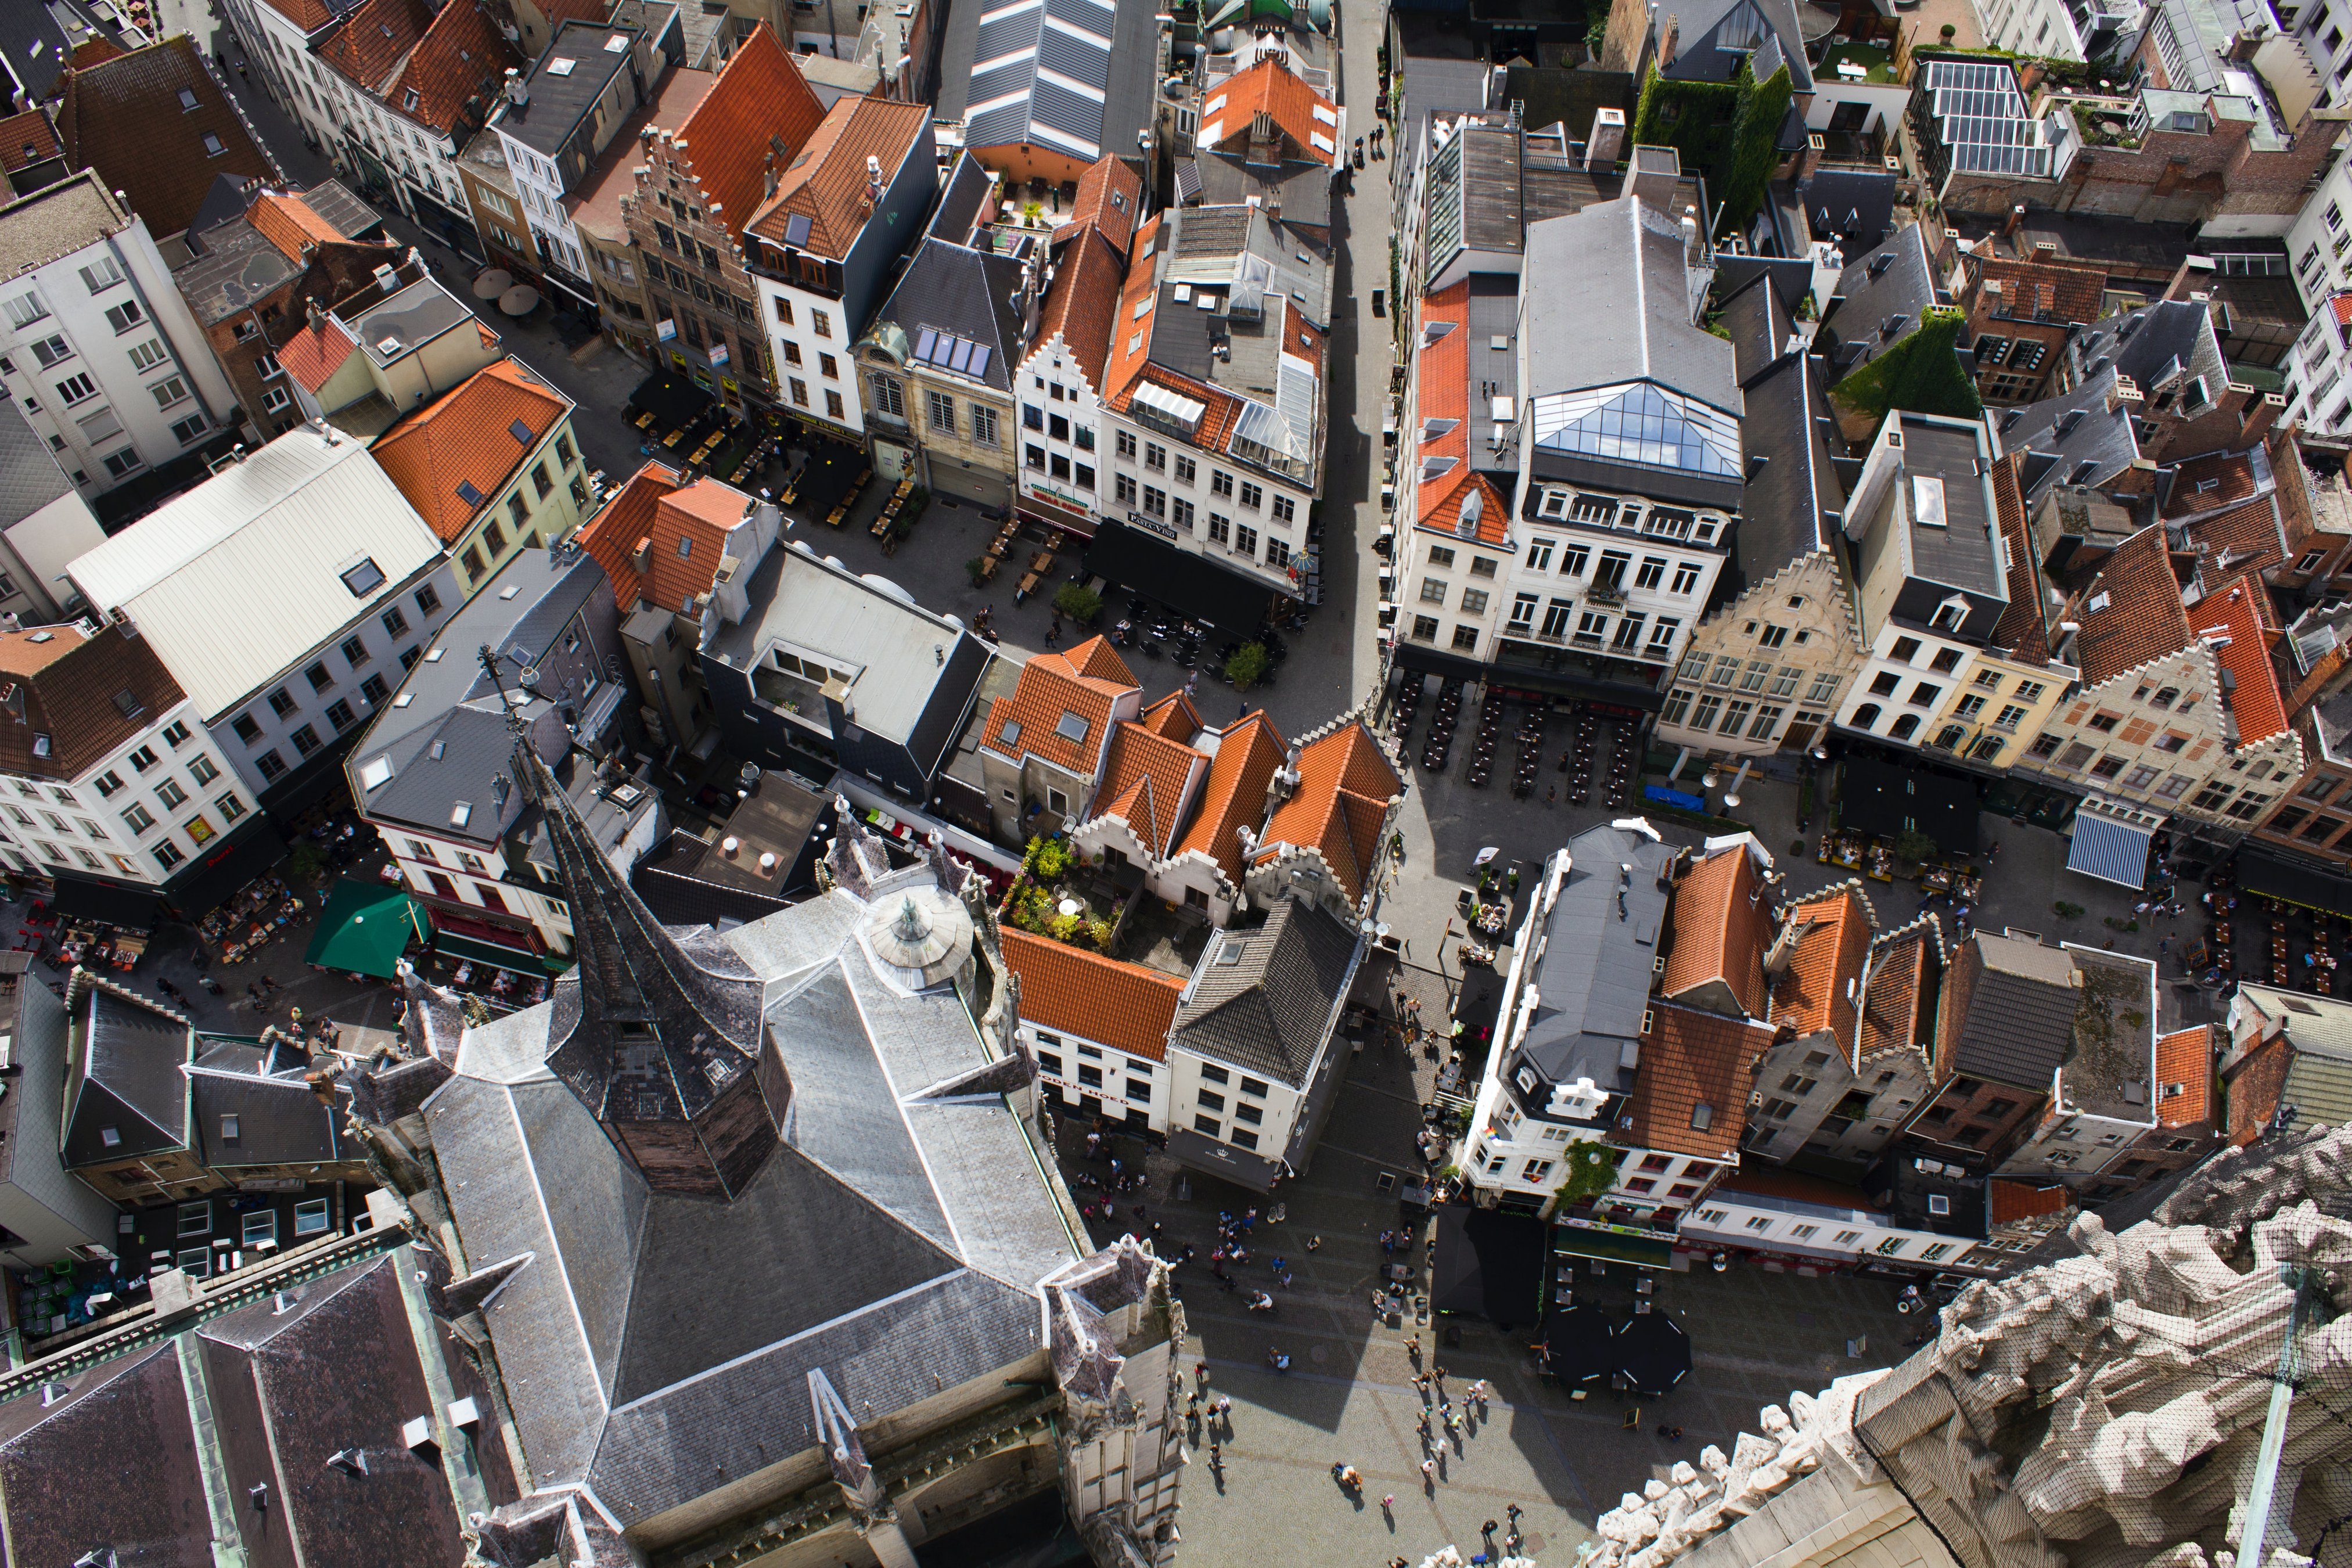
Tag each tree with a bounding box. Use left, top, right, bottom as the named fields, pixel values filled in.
left=965, top=556, right=989, bottom=588
left=1894, top=828, right=1940, bottom=865
left=1053, top=582, right=1102, bottom=624
left=1224, top=642, right=1271, bottom=690
left=1551, top=1140, right=1621, bottom=1211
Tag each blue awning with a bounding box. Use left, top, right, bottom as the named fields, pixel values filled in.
left=2066, top=803, right=2161, bottom=889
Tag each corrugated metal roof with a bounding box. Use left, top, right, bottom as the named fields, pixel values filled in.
left=66, top=427, right=444, bottom=720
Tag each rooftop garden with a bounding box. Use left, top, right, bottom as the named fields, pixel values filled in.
left=1001, top=836, right=1120, bottom=953
left=1819, top=39, right=1901, bottom=85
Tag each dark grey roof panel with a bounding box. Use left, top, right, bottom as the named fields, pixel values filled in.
left=1038, top=27, right=1109, bottom=82
left=1030, top=77, right=1106, bottom=146
left=974, top=9, right=1039, bottom=58
left=1171, top=896, right=1358, bottom=1087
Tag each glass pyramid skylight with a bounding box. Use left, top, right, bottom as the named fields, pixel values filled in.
left=1531, top=381, right=1742, bottom=479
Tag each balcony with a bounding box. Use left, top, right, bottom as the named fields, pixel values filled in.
left=1586, top=582, right=1629, bottom=607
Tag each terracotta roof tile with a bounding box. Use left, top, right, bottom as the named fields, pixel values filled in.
left=574, top=460, right=683, bottom=611
left=317, top=0, right=432, bottom=90
left=257, top=0, right=335, bottom=28
left=1101, top=215, right=1163, bottom=400
left=1409, top=283, right=1508, bottom=543
left=2181, top=497, right=2286, bottom=582
left=1988, top=1179, right=2071, bottom=1224
left=69, top=36, right=126, bottom=69
left=1253, top=718, right=1400, bottom=907
left=2073, top=523, right=2192, bottom=688
left=0, top=624, right=188, bottom=781
left=2156, top=1024, right=2213, bottom=1127
left=276, top=312, right=358, bottom=393
left=672, top=25, right=826, bottom=243
left=982, top=637, right=1139, bottom=776
left=247, top=191, right=346, bottom=261
left=745, top=96, right=930, bottom=259
left=1198, top=57, right=1339, bottom=167
left=1087, top=722, right=1207, bottom=857
left=2163, top=451, right=2263, bottom=519
left=1859, top=918, right=1939, bottom=1062
left=1618, top=1004, right=1762, bottom=1159
left=1033, top=225, right=1130, bottom=395
left=369, top=358, right=571, bottom=543
left=1973, top=252, right=2107, bottom=325
left=1990, top=454, right=2052, bottom=666
left=0, top=109, right=60, bottom=175
left=1001, top=929, right=1184, bottom=1061
left=1136, top=691, right=1200, bottom=740
left=1661, top=846, right=1771, bottom=1019
left=2333, top=292, right=2352, bottom=327
left=639, top=479, right=754, bottom=614
left=2199, top=574, right=2289, bottom=742
left=1768, top=883, right=1874, bottom=1048
left=382, top=1, right=519, bottom=137
left=57, top=36, right=280, bottom=239
left=1053, top=154, right=1142, bottom=258
left=1173, top=711, right=1288, bottom=887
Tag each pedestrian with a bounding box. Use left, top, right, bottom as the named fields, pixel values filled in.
left=1382, top=1494, right=1396, bottom=1517
left=1507, top=1503, right=1523, bottom=1526
left=1196, top=1362, right=1210, bottom=1390
left=1987, top=841, right=2000, bottom=860
left=1305, top=1235, right=1322, bottom=1251
left=1407, top=1334, right=1422, bottom=1364
left=1422, top=1458, right=1437, bottom=1484
left=246, top=982, right=260, bottom=1002
left=1545, top=784, right=1556, bottom=807
left=1215, top=1394, right=1231, bottom=1420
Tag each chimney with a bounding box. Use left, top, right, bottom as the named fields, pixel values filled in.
left=2108, top=375, right=2143, bottom=416
left=1681, top=205, right=1702, bottom=265
left=631, top=535, right=653, bottom=572
left=865, top=153, right=884, bottom=208
left=2243, top=391, right=2288, bottom=447
left=2017, top=60, right=2046, bottom=96
left=2004, top=203, right=2027, bottom=238
left=1585, top=106, right=1626, bottom=172
left=1795, top=131, right=1825, bottom=188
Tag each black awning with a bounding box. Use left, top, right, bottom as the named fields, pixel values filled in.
left=1837, top=754, right=1980, bottom=854
left=1394, top=642, right=1668, bottom=710
left=163, top=818, right=290, bottom=920
left=1614, top=1307, right=1693, bottom=1396
left=1540, top=1302, right=1612, bottom=1386
left=1393, top=642, right=1487, bottom=683
left=1429, top=1204, right=1546, bottom=1327
left=1087, top=521, right=1278, bottom=632
left=628, top=369, right=713, bottom=430
left=2239, top=846, right=2352, bottom=919
left=49, top=875, right=166, bottom=930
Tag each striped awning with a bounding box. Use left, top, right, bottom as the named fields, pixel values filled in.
left=2066, top=801, right=2162, bottom=889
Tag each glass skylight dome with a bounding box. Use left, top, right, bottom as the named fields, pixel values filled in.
left=1531, top=381, right=1742, bottom=479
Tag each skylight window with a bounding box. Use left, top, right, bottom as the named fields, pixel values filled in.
left=340, top=559, right=386, bottom=596
left=1911, top=475, right=1948, bottom=527
left=604, top=31, right=629, bottom=50
left=451, top=801, right=472, bottom=827
left=546, top=56, right=577, bottom=75
left=1000, top=719, right=1023, bottom=746
left=177, top=88, right=198, bottom=112
left=1055, top=711, right=1088, bottom=743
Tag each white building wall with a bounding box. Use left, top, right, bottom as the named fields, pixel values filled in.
left=0, top=220, right=237, bottom=497
left=757, top=279, right=865, bottom=433
left=1834, top=623, right=1990, bottom=749
left=0, top=696, right=261, bottom=887
left=1015, top=337, right=1105, bottom=525
left=1026, top=1021, right=1170, bottom=1131
left=1680, top=1191, right=1993, bottom=1272
left=1102, top=415, right=1309, bottom=595
left=1166, top=1047, right=1297, bottom=1161
left=495, top=131, right=589, bottom=278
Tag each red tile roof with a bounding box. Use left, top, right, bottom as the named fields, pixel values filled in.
left=1088, top=722, right=1207, bottom=857
left=382, top=0, right=519, bottom=137
left=2198, top=574, right=2289, bottom=742
left=1199, top=57, right=1338, bottom=167
left=2333, top=291, right=2352, bottom=328
left=2072, top=523, right=2191, bottom=688
left=257, top=0, right=335, bottom=28
left=2156, top=1024, right=2213, bottom=1127
left=369, top=358, right=572, bottom=543
left=1859, top=920, right=1937, bottom=1062
left=1001, top=929, right=1183, bottom=1062
left=1988, top=1179, right=2072, bottom=1224
left=982, top=638, right=1139, bottom=776
left=1618, top=1004, right=1761, bottom=1159
left=1054, top=154, right=1142, bottom=258
left=640, top=479, right=754, bottom=614
left=574, top=460, right=683, bottom=610
left=1033, top=225, right=1130, bottom=396
left=1101, top=216, right=1162, bottom=401
left=1253, top=718, right=1400, bottom=907
left=1661, top=845, right=1772, bottom=1019
left=2163, top=451, right=2264, bottom=519
left=0, top=109, right=60, bottom=175
left=673, top=24, right=826, bottom=242
left=69, top=35, right=126, bottom=68
left=745, top=95, right=930, bottom=259
left=1173, top=711, right=1288, bottom=888
left=249, top=191, right=344, bottom=261
left=2181, top=497, right=2286, bottom=582
left=0, top=624, right=188, bottom=781
left=56, top=35, right=280, bottom=239
left=1768, top=883, right=1874, bottom=1047
left=1136, top=691, right=1200, bottom=740
left=316, top=0, right=432, bottom=90
left=1410, top=283, right=1509, bottom=545
left=1973, top=252, right=2107, bottom=325
left=567, top=68, right=715, bottom=241
left=1990, top=454, right=2053, bottom=667
left=276, top=312, right=358, bottom=393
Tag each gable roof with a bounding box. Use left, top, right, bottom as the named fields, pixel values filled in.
left=0, top=623, right=188, bottom=782
left=369, top=358, right=571, bottom=542
left=1055, top=154, right=1143, bottom=258
left=1767, top=883, right=1874, bottom=1049
left=634, top=478, right=753, bottom=615
left=63, top=979, right=193, bottom=1166
left=1171, top=896, right=1358, bottom=1087
left=2199, top=573, right=2289, bottom=743
left=247, top=190, right=344, bottom=258
left=1253, top=717, right=1400, bottom=908
left=1197, top=57, right=1339, bottom=167
left=1136, top=690, right=1199, bottom=740
left=745, top=95, right=930, bottom=260
left=1087, top=720, right=1206, bottom=858
left=316, top=0, right=432, bottom=90
left=276, top=310, right=360, bottom=393
left=1946, top=932, right=2080, bottom=1089
left=1989, top=454, right=2055, bottom=666
left=1859, top=916, right=1940, bottom=1063
left=1973, top=251, right=2108, bottom=325
left=380, top=0, right=520, bottom=137
left=1001, top=928, right=1184, bottom=1061
left=980, top=637, right=1138, bottom=775
left=574, top=460, right=684, bottom=612
left=2180, top=496, right=2288, bottom=584
left=1031, top=223, right=1131, bottom=394
left=873, top=236, right=1028, bottom=394
left=671, top=24, right=826, bottom=243
left=0, top=109, right=60, bottom=177
left=56, top=36, right=280, bottom=239
left=2072, top=523, right=2193, bottom=688
left=1620, top=1003, right=1760, bottom=1159
left=2156, top=1024, right=2214, bottom=1127
left=1173, top=710, right=1287, bottom=888
left=1661, top=843, right=1771, bottom=1019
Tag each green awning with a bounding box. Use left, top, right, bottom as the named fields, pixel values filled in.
left=1549, top=1227, right=1675, bottom=1269
left=303, top=879, right=430, bottom=979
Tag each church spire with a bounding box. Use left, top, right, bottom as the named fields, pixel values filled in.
left=515, top=738, right=783, bottom=1200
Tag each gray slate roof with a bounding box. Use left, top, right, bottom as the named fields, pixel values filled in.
left=1997, top=298, right=2225, bottom=503
left=1820, top=220, right=1937, bottom=375
left=62, top=984, right=190, bottom=1166
left=1727, top=278, right=1846, bottom=592
left=872, top=234, right=1028, bottom=395
left=1171, top=895, right=1360, bottom=1088
left=1517, top=822, right=1675, bottom=1091
left=1798, top=166, right=1897, bottom=250
left=1523, top=195, right=1740, bottom=416
left=0, top=400, right=73, bottom=527
left=1950, top=932, right=2080, bottom=1089
left=188, top=1035, right=351, bottom=1168
left=419, top=864, right=1080, bottom=1526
